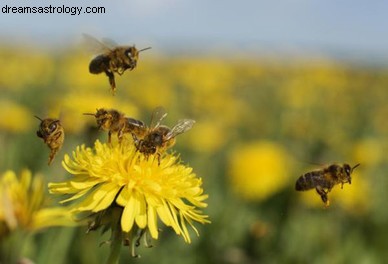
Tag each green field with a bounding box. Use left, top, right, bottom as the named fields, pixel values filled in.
left=1, top=47, right=387, bottom=264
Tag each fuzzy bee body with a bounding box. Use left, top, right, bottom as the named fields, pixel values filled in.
left=89, top=54, right=111, bottom=74
left=84, top=34, right=151, bottom=94
left=136, top=125, right=172, bottom=156
left=296, top=170, right=335, bottom=191
left=35, top=116, right=65, bottom=165
left=84, top=109, right=145, bottom=143
left=131, top=107, right=195, bottom=164
left=295, top=163, right=360, bottom=206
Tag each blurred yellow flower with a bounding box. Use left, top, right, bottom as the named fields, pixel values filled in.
left=173, top=58, right=235, bottom=93
left=59, top=53, right=107, bottom=91
left=187, top=120, right=228, bottom=153
left=0, top=99, right=33, bottom=133
left=353, top=138, right=384, bottom=166
left=0, top=48, right=54, bottom=91
left=229, top=141, right=291, bottom=201
left=122, top=70, right=174, bottom=109
left=49, top=138, right=209, bottom=256
left=0, top=170, right=74, bottom=237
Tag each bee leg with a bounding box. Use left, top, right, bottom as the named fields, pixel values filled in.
left=157, top=153, right=161, bottom=166
left=316, top=186, right=330, bottom=207
left=131, top=133, right=140, bottom=149
left=117, top=68, right=126, bottom=75
left=117, top=129, right=124, bottom=144
left=104, top=70, right=116, bottom=94
left=48, top=149, right=57, bottom=165
left=108, top=131, right=112, bottom=144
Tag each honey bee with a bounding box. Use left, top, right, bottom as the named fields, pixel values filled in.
left=131, top=107, right=195, bottom=164
left=83, top=108, right=145, bottom=143
left=84, top=34, right=151, bottom=94
left=295, top=163, right=360, bottom=206
left=35, top=116, right=65, bottom=165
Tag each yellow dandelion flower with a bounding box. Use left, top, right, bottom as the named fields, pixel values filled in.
left=229, top=141, right=292, bottom=201
left=0, top=170, right=74, bottom=237
left=49, top=138, right=210, bottom=257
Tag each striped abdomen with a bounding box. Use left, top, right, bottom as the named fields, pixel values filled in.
left=295, top=171, right=333, bottom=191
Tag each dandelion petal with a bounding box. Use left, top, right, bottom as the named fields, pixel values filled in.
left=121, top=194, right=137, bottom=232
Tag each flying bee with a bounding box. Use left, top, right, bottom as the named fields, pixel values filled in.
left=295, top=163, right=360, bottom=207
left=35, top=116, right=65, bottom=165
left=132, top=106, right=195, bottom=164
left=83, top=108, right=146, bottom=143
left=84, top=34, right=151, bottom=94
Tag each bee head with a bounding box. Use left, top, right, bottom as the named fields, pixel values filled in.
left=343, top=163, right=360, bottom=184
left=84, top=109, right=111, bottom=130
left=344, top=164, right=352, bottom=175
left=126, top=46, right=151, bottom=60
left=47, top=120, right=59, bottom=133
left=97, top=110, right=113, bottom=129
left=36, top=130, right=43, bottom=138
left=125, top=47, right=138, bottom=60
left=35, top=116, right=60, bottom=136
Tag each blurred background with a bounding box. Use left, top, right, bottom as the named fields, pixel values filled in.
left=0, top=0, right=387, bottom=263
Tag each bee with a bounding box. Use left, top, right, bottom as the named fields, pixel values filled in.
left=83, top=108, right=146, bottom=143
left=35, top=116, right=65, bottom=165
left=84, top=34, right=151, bottom=94
left=295, top=163, right=360, bottom=206
left=131, top=107, right=195, bottom=164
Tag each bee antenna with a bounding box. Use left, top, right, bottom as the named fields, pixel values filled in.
left=34, top=115, right=43, bottom=121
left=352, top=163, right=361, bottom=171
left=83, top=113, right=96, bottom=116
left=139, top=47, right=152, bottom=53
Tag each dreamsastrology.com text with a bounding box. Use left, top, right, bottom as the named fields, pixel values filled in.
left=1, top=5, right=105, bottom=16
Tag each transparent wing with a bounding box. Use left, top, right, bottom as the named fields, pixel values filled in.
left=82, top=33, right=114, bottom=53
left=165, top=119, right=195, bottom=140
left=126, top=117, right=146, bottom=128
left=149, top=106, right=168, bottom=129
left=101, top=37, right=119, bottom=48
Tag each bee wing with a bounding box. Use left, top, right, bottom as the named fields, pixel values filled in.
left=127, top=117, right=146, bottom=128
left=165, top=119, right=195, bottom=141
left=101, top=37, right=119, bottom=48
left=149, top=106, right=168, bottom=129
left=83, top=33, right=114, bottom=53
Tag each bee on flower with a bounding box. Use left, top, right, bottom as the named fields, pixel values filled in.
left=131, top=106, right=196, bottom=164
left=49, top=136, right=210, bottom=259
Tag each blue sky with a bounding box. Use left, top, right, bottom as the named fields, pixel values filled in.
left=1, top=0, right=387, bottom=57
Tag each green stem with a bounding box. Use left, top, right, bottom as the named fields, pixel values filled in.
left=106, top=227, right=122, bottom=264
left=1, top=229, right=27, bottom=264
